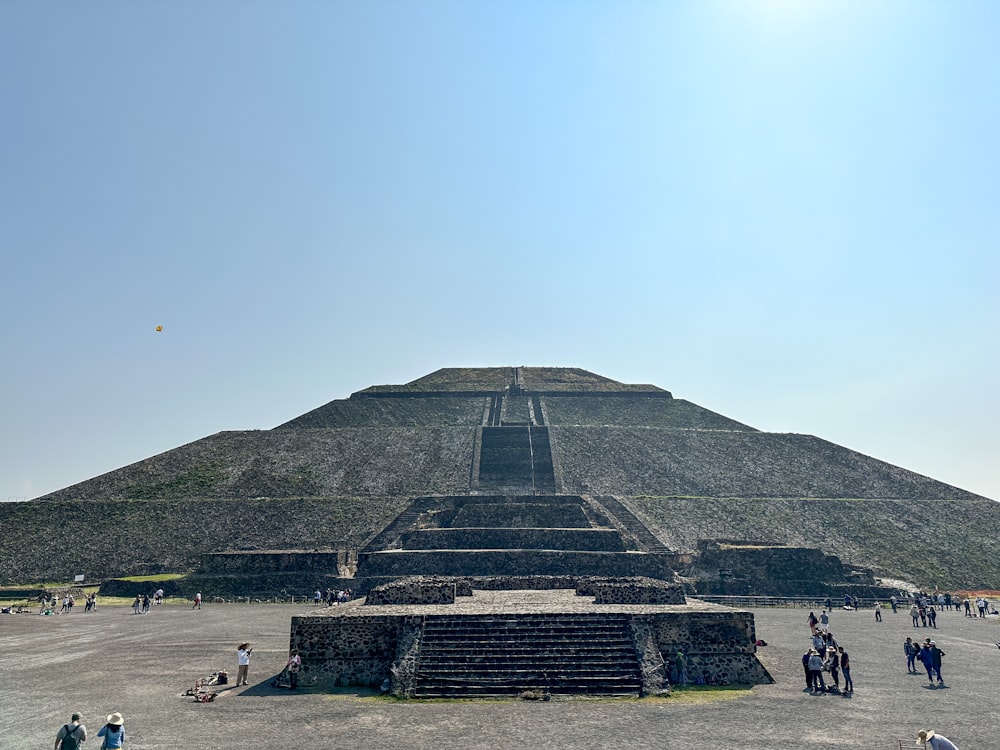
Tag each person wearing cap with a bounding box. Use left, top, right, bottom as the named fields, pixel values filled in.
left=236, top=642, right=253, bottom=686
left=97, top=712, right=125, bottom=748
left=54, top=712, right=86, bottom=749
left=917, top=729, right=959, bottom=749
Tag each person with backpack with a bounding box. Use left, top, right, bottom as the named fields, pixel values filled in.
left=54, top=712, right=87, bottom=749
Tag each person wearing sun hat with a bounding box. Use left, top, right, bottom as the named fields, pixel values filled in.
left=97, top=712, right=125, bottom=748
left=917, top=729, right=959, bottom=749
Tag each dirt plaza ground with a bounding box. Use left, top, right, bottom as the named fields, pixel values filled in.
left=3, top=598, right=999, bottom=750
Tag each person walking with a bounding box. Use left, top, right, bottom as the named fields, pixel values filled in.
left=917, top=730, right=959, bottom=749
left=96, top=712, right=125, bottom=749
left=874, top=602, right=882, bottom=622
left=192, top=592, right=202, bottom=610
left=236, top=642, right=253, bottom=686
left=54, top=712, right=87, bottom=749
left=917, top=642, right=935, bottom=684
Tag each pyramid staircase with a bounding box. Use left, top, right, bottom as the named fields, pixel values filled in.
left=413, top=613, right=642, bottom=698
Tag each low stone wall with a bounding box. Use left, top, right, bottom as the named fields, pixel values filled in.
left=366, top=579, right=457, bottom=605
left=591, top=577, right=686, bottom=605
left=640, top=611, right=771, bottom=686
left=290, top=614, right=421, bottom=688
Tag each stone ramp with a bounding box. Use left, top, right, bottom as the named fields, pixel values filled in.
left=413, top=613, right=642, bottom=698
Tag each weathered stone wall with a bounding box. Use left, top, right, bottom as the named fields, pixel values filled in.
left=357, top=550, right=673, bottom=579
left=591, top=578, right=686, bottom=605
left=643, top=611, right=771, bottom=686
left=451, top=503, right=591, bottom=528
left=199, top=550, right=346, bottom=574
left=289, top=615, right=420, bottom=687
left=289, top=608, right=771, bottom=691
left=400, top=528, right=625, bottom=552
left=365, top=579, right=457, bottom=606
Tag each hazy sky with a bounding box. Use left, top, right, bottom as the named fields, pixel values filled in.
left=3, top=2, right=997, bottom=502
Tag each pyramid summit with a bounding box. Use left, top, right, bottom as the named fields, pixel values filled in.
left=2, top=365, right=998, bottom=589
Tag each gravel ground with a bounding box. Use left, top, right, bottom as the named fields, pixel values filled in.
left=3, top=600, right=999, bottom=749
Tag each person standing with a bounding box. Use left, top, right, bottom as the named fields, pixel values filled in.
left=824, top=647, right=840, bottom=691
left=904, top=637, right=917, bottom=673
left=674, top=649, right=687, bottom=686
left=890, top=595, right=899, bottom=613
left=192, top=592, right=202, bottom=610
left=96, top=712, right=125, bottom=749
left=910, top=603, right=921, bottom=627
left=874, top=602, right=882, bottom=622
left=917, top=730, right=959, bottom=749
left=929, top=641, right=946, bottom=685
left=807, top=649, right=826, bottom=693
left=286, top=648, right=302, bottom=690
left=819, top=610, right=830, bottom=632
left=54, top=712, right=87, bottom=749
left=839, top=646, right=853, bottom=693
left=237, top=642, right=253, bottom=686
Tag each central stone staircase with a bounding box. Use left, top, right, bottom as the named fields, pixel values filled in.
left=413, top=613, right=642, bottom=698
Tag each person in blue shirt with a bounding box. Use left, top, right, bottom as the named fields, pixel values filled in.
left=97, top=713, right=125, bottom=749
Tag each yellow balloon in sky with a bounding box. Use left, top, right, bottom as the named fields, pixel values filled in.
left=155, top=325, right=163, bottom=332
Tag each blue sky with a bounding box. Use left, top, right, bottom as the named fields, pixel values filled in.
left=3, top=1, right=997, bottom=502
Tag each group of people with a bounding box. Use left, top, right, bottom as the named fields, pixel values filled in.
left=314, top=588, right=352, bottom=606
left=904, top=636, right=947, bottom=686
left=803, top=610, right=853, bottom=694
left=54, top=712, right=125, bottom=749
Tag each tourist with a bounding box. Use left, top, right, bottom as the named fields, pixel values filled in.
left=313, top=589, right=322, bottom=605
left=236, top=642, right=253, bottom=686
left=54, top=712, right=87, bottom=749
left=825, top=596, right=832, bottom=611
left=819, top=610, right=829, bottom=631
left=674, top=649, right=687, bottom=686
left=874, top=602, right=882, bottom=622
left=890, top=594, right=898, bottom=613
left=155, top=588, right=164, bottom=605
left=824, top=647, right=840, bottom=691
left=132, top=596, right=141, bottom=615
left=910, top=603, right=920, bottom=627
left=839, top=646, right=853, bottom=693
left=917, top=642, right=935, bottom=684
left=801, top=649, right=812, bottom=689
left=286, top=648, right=302, bottom=690
left=142, top=594, right=150, bottom=614
left=807, top=649, right=826, bottom=693
left=917, top=730, right=959, bottom=749
left=192, top=592, right=202, bottom=610
left=807, top=611, right=819, bottom=633
left=929, top=641, right=945, bottom=685
left=904, top=637, right=917, bottom=673
left=963, top=597, right=972, bottom=617
left=96, top=713, right=125, bottom=749
left=928, top=606, right=937, bottom=628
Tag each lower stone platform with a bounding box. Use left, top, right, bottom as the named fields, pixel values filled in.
left=289, top=588, right=773, bottom=697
